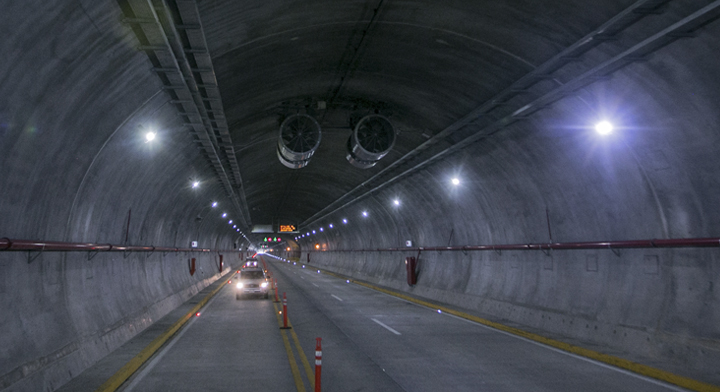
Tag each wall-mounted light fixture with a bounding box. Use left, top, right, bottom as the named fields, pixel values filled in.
left=595, top=120, right=613, bottom=135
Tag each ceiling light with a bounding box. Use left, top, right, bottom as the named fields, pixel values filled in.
left=233, top=225, right=237, bottom=228
left=393, top=199, right=400, bottom=206
left=312, top=230, right=316, bottom=234
left=320, top=227, right=324, bottom=232
left=192, top=181, right=200, bottom=188
left=229, top=220, right=233, bottom=224
left=329, top=224, right=333, bottom=229
left=451, top=178, right=460, bottom=186
left=343, top=219, right=348, bottom=224
left=362, top=211, right=368, bottom=217
left=222, top=213, right=227, bottom=218
left=595, top=120, right=613, bottom=135
left=211, top=202, right=218, bottom=208
left=145, top=131, right=156, bottom=142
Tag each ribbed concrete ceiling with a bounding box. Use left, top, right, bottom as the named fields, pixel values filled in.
left=191, top=0, right=638, bottom=229
left=4, top=0, right=719, bottom=247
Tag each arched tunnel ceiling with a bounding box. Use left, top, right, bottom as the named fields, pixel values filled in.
left=5, top=0, right=719, bottom=247
left=186, top=0, right=645, bottom=231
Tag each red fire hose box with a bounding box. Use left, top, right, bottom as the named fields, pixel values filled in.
left=405, top=256, right=417, bottom=286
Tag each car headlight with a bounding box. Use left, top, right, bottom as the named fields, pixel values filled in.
left=261, top=282, right=268, bottom=288
left=236, top=282, right=243, bottom=289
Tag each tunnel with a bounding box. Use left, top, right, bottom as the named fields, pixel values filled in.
left=1, top=0, right=720, bottom=391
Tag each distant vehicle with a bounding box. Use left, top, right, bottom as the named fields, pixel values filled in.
left=234, top=267, right=269, bottom=299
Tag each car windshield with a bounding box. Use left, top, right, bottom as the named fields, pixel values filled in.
left=241, top=271, right=264, bottom=279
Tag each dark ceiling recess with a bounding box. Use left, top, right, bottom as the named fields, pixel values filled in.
left=277, top=114, right=323, bottom=169
left=346, top=114, right=396, bottom=169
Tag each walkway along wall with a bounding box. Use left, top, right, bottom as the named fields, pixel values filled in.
left=0, top=249, right=239, bottom=392
left=306, top=246, right=720, bottom=383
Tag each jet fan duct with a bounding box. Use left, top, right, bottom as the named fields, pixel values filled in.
left=346, top=115, right=396, bottom=169
left=277, top=114, right=322, bottom=169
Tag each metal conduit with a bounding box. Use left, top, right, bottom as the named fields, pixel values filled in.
left=0, top=238, right=237, bottom=253
left=304, top=237, right=720, bottom=253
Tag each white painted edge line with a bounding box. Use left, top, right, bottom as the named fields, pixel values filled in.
left=331, top=294, right=344, bottom=302
left=350, top=283, right=689, bottom=391
left=312, top=283, right=320, bottom=288
left=441, top=313, right=689, bottom=391
left=371, top=318, right=401, bottom=335
left=120, top=285, right=226, bottom=392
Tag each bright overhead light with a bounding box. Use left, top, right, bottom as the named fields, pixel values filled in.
left=393, top=199, right=400, bottom=206
left=595, top=120, right=613, bottom=135
left=233, top=225, right=237, bottom=228
left=145, top=131, right=156, bottom=142
left=228, top=220, right=233, bottom=224
left=222, top=213, right=227, bottom=218
left=451, top=178, right=460, bottom=186
left=362, top=211, right=368, bottom=217
left=312, top=230, right=316, bottom=234
left=342, top=219, right=348, bottom=224
left=320, top=227, right=324, bottom=232
left=329, top=224, right=333, bottom=229
left=211, top=202, right=218, bottom=208
left=192, top=181, right=200, bottom=188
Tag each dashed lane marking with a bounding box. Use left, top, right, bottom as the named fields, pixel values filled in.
left=331, top=294, right=344, bottom=302
left=320, top=270, right=711, bottom=392
left=371, top=318, right=401, bottom=335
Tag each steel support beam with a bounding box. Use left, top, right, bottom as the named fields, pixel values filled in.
left=301, top=0, right=720, bottom=229
left=119, top=0, right=252, bottom=229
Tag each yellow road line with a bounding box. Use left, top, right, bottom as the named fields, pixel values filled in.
left=266, top=259, right=315, bottom=388
left=95, top=272, right=233, bottom=392
left=289, top=323, right=315, bottom=388
left=274, top=302, right=306, bottom=392
left=318, top=269, right=720, bottom=392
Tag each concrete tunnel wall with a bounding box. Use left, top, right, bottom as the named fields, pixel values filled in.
left=2, top=0, right=720, bottom=390
left=300, top=35, right=720, bottom=380
left=0, top=2, right=241, bottom=391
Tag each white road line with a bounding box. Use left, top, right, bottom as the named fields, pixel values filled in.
left=120, top=285, right=225, bottom=392
left=442, top=313, right=688, bottom=391
left=312, top=283, right=319, bottom=288
left=371, top=318, right=401, bottom=335
left=352, top=283, right=688, bottom=391
left=331, top=294, right=344, bottom=302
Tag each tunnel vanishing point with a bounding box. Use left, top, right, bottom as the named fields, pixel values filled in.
left=1, top=0, right=720, bottom=391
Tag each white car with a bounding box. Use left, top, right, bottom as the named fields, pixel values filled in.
left=235, top=267, right=270, bottom=299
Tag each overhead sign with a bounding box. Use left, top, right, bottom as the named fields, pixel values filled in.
left=252, top=224, right=274, bottom=233
left=279, top=225, right=296, bottom=232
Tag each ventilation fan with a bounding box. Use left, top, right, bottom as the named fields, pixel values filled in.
left=277, top=114, right=322, bottom=169
left=346, top=115, right=396, bottom=169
